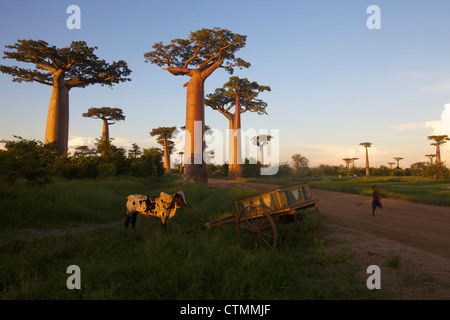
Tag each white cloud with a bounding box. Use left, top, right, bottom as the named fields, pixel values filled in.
left=425, top=103, right=450, bottom=135
left=391, top=122, right=425, bottom=132
left=67, top=136, right=137, bottom=155
left=420, top=81, right=450, bottom=93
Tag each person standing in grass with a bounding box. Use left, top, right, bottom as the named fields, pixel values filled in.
left=372, top=186, right=382, bottom=216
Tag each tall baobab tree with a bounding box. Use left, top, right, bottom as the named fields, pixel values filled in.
left=0, top=40, right=131, bottom=155
left=252, top=134, right=273, bottom=165
left=393, top=157, right=404, bottom=168
left=150, top=127, right=178, bottom=174
left=387, top=161, right=396, bottom=169
left=144, top=28, right=249, bottom=183
left=359, top=142, right=372, bottom=176
left=205, top=76, right=270, bottom=179
left=82, top=107, right=125, bottom=142
left=427, top=135, right=450, bottom=163
left=425, top=154, right=436, bottom=164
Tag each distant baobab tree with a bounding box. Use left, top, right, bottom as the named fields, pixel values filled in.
left=0, top=40, right=131, bottom=155
left=359, top=142, right=372, bottom=176
left=393, top=157, right=404, bottom=168
left=150, top=126, right=178, bottom=174
left=387, top=161, right=396, bottom=169
left=252, top=135, right=273, bottom=165
left=144, top=28, right=249, bottom=183
left=427, top=135, right=450, bottom=163
left=82, top=107, right=125, bottom=142
left=351, top=157, right=358, bottom=168
left=342, top=158, right=352, bottom=170
left=178, top=151, right=184, bottom=173
left=206, top=77, right=270, bottom=179
left=425, top=154, right=436, bottom=164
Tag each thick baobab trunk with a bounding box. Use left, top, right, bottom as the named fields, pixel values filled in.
left=436, top=144, right=441, bottom=163
left=227, top=118, right=234, bottom=173
left=259, top=144, right=264, bottom=165
left=102, top=119, right=110, bottom=141
left=365, top=147, right=370, bottom=176
left=183, top=69, right=207, bottom=183
left=44, top=71, right=69, bottom=155
left=163, top=135, right=171, bottom=174
left=229, top=99, right=243, bottom=180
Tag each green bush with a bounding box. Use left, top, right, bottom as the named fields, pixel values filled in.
left=422, top=162, right=450, bottom=180
left=0, top=136, right=57, bottom=185
left=98, top=163, right=117, bottom=178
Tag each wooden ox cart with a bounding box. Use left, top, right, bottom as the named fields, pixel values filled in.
left=183, top=184, right=321, bottom=249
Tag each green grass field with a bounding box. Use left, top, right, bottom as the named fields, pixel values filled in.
left=4, top=174, right=447, bottom=300
left=245, top=175, right=450, bottom=207
left=0, top=175, right=390, bottom=300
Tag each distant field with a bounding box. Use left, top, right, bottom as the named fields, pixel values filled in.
left=244, top=176, right=450, bottom=207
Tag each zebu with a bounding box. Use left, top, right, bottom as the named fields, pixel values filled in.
left=125, top=191, right=186, bottom=228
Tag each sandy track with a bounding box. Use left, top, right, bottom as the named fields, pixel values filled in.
left=208, top=178, right=450, bottom=299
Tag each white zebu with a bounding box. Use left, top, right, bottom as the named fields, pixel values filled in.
left=125, top=191, right=186, bottom=228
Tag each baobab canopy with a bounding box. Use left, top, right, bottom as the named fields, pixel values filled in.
left=0, top=39, right=132, bottom=155
left=144, top=28, right=250, bottom=78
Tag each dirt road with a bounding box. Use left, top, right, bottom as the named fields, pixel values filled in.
left=208, top=178, right=450, bottom=299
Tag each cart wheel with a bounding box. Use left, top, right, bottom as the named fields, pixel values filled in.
left=295, top=206, right=321, bottom=237
left=237, top=205, right=277, bottom=249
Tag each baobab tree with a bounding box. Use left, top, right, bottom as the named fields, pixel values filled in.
left=427, top=135, right=450, bottom=163
left=252, top=135, right=273, bottom=165
left=393, top=157, right=404, bottom=168
left=387, top=161, right=396, bottom=169
left=82, top=107, right=125, bottom=142
left=359, top=142, right=372, bottom=176
left=351, top=157, right=359, bottom=168
left=150, top=127, right=178, bottom=174
left=144, top=28, right=249, bottom=183
left=0, top=40, right=131, bottom=155
left=205, top=76, right=270, bottom=179
left=425, top=154, right=436, bottom=164
left=342, top=158, right=352, bottom=170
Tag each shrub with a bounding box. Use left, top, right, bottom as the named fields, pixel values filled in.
left=422, top=162, right=450, bottom=179
left=0, top=136, right=57, bottom=185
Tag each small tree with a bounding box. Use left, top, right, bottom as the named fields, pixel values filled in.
left=128, top=143, right=142, bottom=159
left=0, top=40, right=131, bottom=155
left=150, top=127, right=178, bottom=173
left=425, top=154, right=436, bottom=164
left=82, top=107, right=125, bottom=142
left=291, top=153, right=309, bottom=176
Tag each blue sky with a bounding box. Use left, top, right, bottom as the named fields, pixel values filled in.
left=1, top=0, right=450, bottom=168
